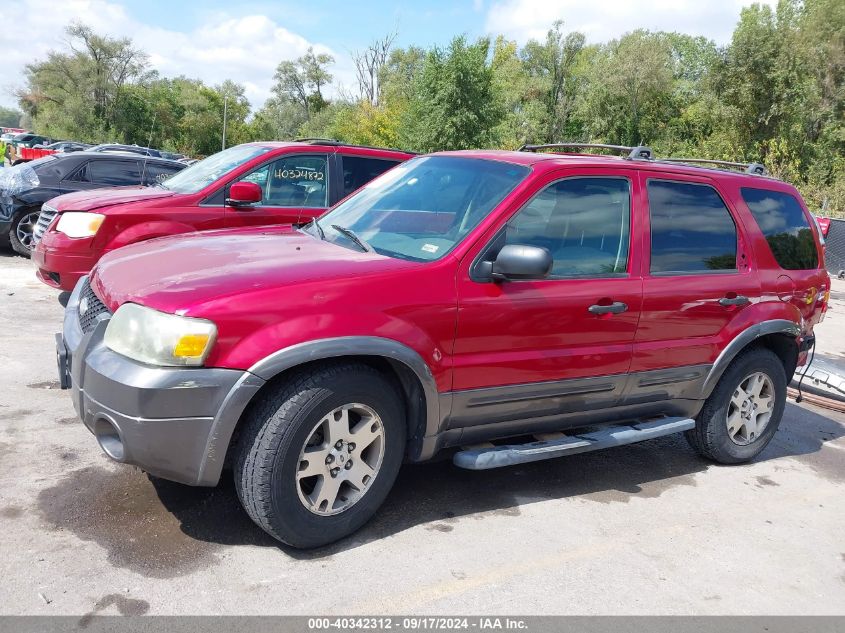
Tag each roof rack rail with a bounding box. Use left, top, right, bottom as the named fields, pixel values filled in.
left=294, top=137, right=342, bottom=145
left=292, top=137, right=418, bottom=155
left=661, top=157, right=768, bottom=176
left=518, top=142, right=653, bottom=161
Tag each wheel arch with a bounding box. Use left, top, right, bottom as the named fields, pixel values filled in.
left=701, top=319, right=801, bottom=398
left=197, top=337, right=441, bottom=486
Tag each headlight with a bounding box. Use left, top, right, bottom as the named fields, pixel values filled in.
left=104, top=303, right=217, bottom=367
left=55, top=212, right=105, bottom=238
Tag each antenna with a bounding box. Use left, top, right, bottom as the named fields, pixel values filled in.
left=140, top=110, right=157, bottom=186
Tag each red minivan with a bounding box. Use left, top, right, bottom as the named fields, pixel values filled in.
left=33, top=140, right=413, bottom=290
left=57, top=146, right=829, bottom=548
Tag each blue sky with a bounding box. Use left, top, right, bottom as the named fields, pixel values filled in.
left=1, top=0, right=777, bottom=111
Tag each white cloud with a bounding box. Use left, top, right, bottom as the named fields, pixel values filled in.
left=484, top=0, right=779, bottom=44
left=0, top=0, right=351, bottom=111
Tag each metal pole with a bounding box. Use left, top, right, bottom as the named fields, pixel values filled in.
left=222, top=95, right=228, bottom=151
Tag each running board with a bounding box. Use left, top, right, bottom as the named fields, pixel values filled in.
left=452, top=417, right=696, bottom=470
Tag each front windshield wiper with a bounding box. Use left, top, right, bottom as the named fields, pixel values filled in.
left=331, top=224, right=373, bottom=253
left=309, top=218, right=325, bottom=240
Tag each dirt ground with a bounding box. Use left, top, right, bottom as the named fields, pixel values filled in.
left=0, top=250, right=843, bottom=616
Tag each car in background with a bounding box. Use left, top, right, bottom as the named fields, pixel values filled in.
left=43, top=141, right=92, bottom=153
left=33, top=140, right=413, bottom=290
left=11, top=133, right=53, bottom=149
left=89, top=144, right=164, bottom=158
left=1, top=131, right=23, bottom=143
left=1, top=152, right=185, bottom=256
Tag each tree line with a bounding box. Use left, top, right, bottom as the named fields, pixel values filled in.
left=11, top=0, right=845, bottom=213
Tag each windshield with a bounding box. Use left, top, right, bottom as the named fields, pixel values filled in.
left=160, top=145, right=273, bottom=194
left=312, top=156, right=530, bottom=262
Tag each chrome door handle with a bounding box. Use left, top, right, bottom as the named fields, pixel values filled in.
left=588, top=302, right=628, bottom=315
left=719, top=295, right=750, bottom=307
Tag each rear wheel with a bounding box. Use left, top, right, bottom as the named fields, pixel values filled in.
left=10, top=209, right=39, bottom=256
left=234, top=362, right=406, bottom=548
left=686, top=347, right=786, bottom=464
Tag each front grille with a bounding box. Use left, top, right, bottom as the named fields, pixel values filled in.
left=33, top=205, right=58, bottom=243
left=78, top=278, right=111, bottom=334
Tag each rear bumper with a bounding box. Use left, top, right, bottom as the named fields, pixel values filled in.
left=60, top=278, right=265, bottom=485
left=33, top=240, right=98, bottom=290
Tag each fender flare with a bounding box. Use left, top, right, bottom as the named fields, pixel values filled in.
left=700, top=319, right=801, bottom=398
left=196, top=336, right=441, bottom=486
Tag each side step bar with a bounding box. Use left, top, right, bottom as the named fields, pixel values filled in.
left=452, top=417, right=696, bottom=470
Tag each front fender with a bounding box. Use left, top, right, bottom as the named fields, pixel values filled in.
left=196, top=335, right=443, bottom=486
left=104, top=220, right=198, bottom=251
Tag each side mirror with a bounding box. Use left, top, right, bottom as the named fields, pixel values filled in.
left=489, top=244, right=553, bottom=281
left=226, top=181, right=262, bottom=207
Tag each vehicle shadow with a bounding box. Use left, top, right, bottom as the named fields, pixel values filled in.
left=149, top=401, right=844, bottom=560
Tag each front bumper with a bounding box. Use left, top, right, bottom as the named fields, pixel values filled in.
left=33, top=239, right=98, bottom=291
left=59, top=278, right=265, bottom=485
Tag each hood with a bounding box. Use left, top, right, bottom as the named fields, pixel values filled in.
left=91, top=228, right=418, bottom=314
left=51, top=186, right=177, bottom=211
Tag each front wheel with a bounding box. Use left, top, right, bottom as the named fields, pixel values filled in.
left=686, top=347, right=787, bottom=464
left=10, top=209, right=39, bottom=256
left=234, top=362, right=406, bottom=548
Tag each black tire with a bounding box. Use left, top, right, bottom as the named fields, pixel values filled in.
left=234, top=362, right=406, bottom=548
left=9, top=208, right=39, bottom=257
left=686, top=347, right=786, bottom=464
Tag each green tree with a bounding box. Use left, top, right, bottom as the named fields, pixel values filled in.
left=521, top=21, right=586, bottom=142
left=272, top=47, right=334, bottom=121
left=0, top=107, right=22, bottom=128
left=18, top=23, right=149, bottom=141
left=578, top=30, right=674, bottom=146
left=403, top=36, right=502, bottom=152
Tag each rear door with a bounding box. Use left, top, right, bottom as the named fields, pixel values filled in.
left=87, top=159, right=143, bottom=186
left=631, top=172, right=761, bottom=382
left=140, top=161, right=184, bottom=187
left=338, top=154, right=403, bottom=202
left=225, top=153, right=331, bottom=227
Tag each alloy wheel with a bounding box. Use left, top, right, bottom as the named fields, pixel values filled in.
left=15, top=211, right=39, bottom=251
left=296, top=403, right=386, bottom=515
left=726, top=371, right=775, bottom=445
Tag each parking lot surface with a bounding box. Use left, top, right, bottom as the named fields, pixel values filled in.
left=1, top=251, right=844, bottom=616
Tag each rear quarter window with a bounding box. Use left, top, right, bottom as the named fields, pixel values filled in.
left=741, top=188, right=818, bottom=270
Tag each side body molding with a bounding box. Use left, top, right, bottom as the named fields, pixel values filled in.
left=197, top=336, right=442, bottom=485
left=701, top=319, right=801, bottom=397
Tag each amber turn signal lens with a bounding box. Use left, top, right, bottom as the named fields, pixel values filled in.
left=173, top=334, right=212, bottom=358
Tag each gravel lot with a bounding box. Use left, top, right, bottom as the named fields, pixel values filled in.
left=1, top=250, right=843, bottom=617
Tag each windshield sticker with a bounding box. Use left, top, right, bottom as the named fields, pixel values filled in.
left=421, top=243, right=439, bottom=253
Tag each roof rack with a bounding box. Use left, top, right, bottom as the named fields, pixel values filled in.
left=294, top=137, right=342, bottom=145
left=661, top=158, right=767, bottom=176
left=518, top=142, right=654, bottom=161
left=518, top=141, right=770, bottom=177
left=292, top=137, right=418, bottom=155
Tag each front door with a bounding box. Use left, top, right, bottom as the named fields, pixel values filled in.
left=451, top=169, right=643, bottom=434
left=226, top=153, right=331, bottom=227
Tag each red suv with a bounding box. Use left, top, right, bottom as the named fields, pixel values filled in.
left=56, top=144, right=829, bottom=548
left=33, top=140, right=413, bottom=290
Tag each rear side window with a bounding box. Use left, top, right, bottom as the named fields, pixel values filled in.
left=88, top=160, right=141, bottom=186
left=505, top=177, right=630, bottom=277
left=648, top=180, right=737, bottom=274
left=142, top=162, right=183, bottom=185
left=741, top=188, right=818, bottom=270
left=341, top=156, right=401, bottom=197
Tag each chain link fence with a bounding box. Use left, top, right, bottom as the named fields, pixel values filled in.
left=824, top=217, right=845, bottom=276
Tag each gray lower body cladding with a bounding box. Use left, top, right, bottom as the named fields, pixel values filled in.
left=60, top=278, right=264, bottom=486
